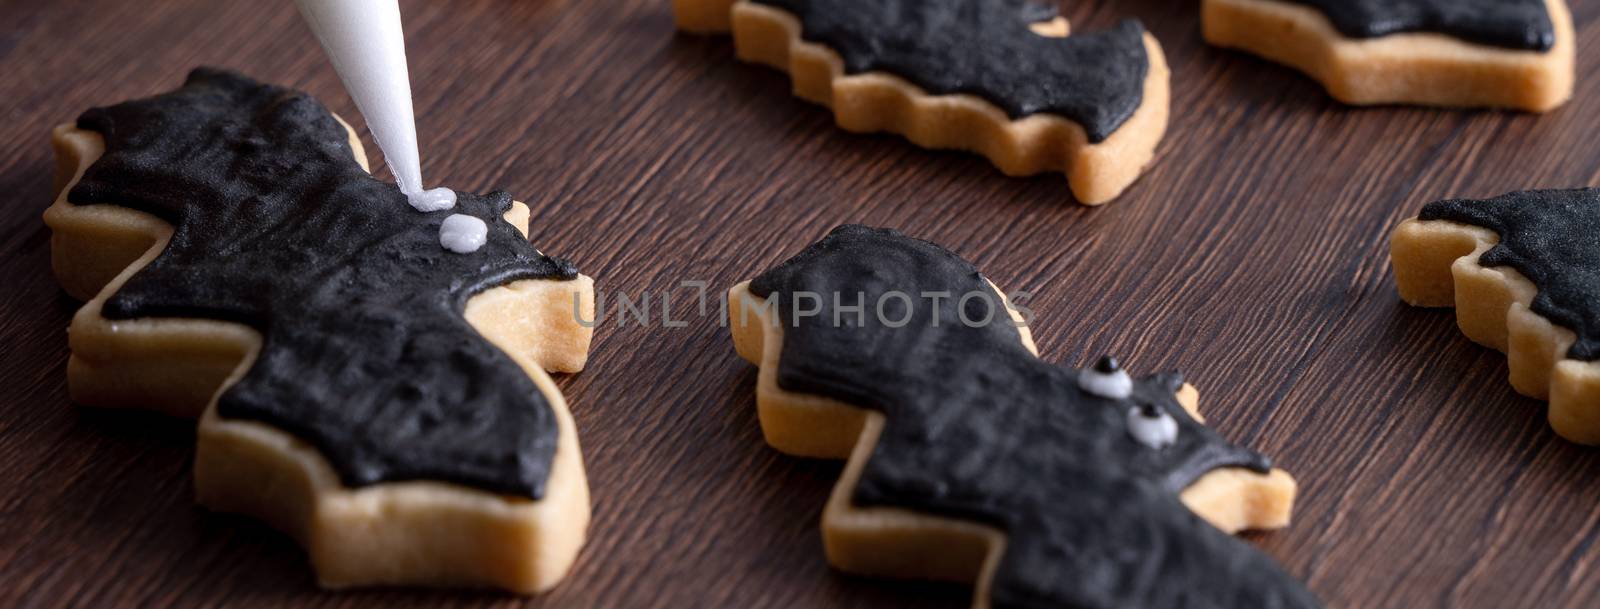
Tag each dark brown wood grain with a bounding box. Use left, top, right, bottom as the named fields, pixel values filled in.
left=1, top=0, right=1597, bottom=607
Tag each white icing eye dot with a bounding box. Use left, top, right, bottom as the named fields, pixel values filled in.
left=407, top=186, right=457, bottom=213
left=1078, top=355, right=1132, bottom=400
left=1127, top=404, right=1179, bottom=449
left=439, top=214, right=488, bottom=254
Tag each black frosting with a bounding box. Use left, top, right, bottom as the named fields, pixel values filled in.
left=748, top=0, right=1149, bottom=143
left=1283, top=0, right=1554, bottom=51
left=748, top=225, right=1320, bottom=609
left=69, top=68, right=579, bottom=499
left=1420, top=188, right=1600, bottom=361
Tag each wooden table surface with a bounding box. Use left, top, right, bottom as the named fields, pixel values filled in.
left=2, top=0, right=1598, bottom=607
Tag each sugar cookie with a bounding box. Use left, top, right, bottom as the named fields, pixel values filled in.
left=43, top=68, right=595, bottom=592
left=1392, top=188, right=1600, bottom=444
left=675, top=0, right=1170, bottom=205
left=727, top=225, right=1317, bottom=609
left=1203, top=0, right=1574, bottom=111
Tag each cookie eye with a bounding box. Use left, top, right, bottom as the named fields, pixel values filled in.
left=1078, top=355, right=1132, bottom=400
left=1126, top=403, right=1178, bottom=449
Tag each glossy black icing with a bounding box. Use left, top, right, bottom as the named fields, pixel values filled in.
left=748, top=225, right=1320, bottom=609
left=69, top=68, right=579, bottom=498
left=749, top=0, right=1149, bottom=143
left=1283, top=0, right=1554, bottom=51
left=1421, top=188, right=1600, bottom=361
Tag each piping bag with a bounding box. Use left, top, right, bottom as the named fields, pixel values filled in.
left=295, top=0, right=457, bottom=214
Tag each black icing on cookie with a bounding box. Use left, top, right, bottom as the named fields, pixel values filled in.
left=748, top=225, right=1320, bottom=609
left=1283, top=0, right=1554, bottom=51
left=69, top=68, right=578, bottom=499
left=749, top=0, right=1149, bottom=143
left=1421, top=188, right=1600, bottom=361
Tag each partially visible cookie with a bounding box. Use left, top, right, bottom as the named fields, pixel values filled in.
left=727, top=225, right=1317, bottom=609
left=43, top=68, right=595, bottom=592
left=1392, top=188, right=1600, bottom=444
left=674, top=0, right=1170, bottom=205
left=1203, top=0, right=1574, bottom=111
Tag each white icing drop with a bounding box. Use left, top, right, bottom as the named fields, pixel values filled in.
left=439, top=214, right=488, bottom=254
left=1127, top=405, right=1179, bottom=449
left=1078, top=367, right=1133, bottom=400
left=295, top=0, right=454, bottom=212
left=407, top=186, right=457, bottom=213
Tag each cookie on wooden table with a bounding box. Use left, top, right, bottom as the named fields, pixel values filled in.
left=1392, top=189, right=1600, bottom=444
left=42, top=68, right=595, bottom=592
left=1203, top=0, right=1574, bottom=111
left=726, top=225, right=1319, bottom=609
left=674, top=0, right=1170, bottom=205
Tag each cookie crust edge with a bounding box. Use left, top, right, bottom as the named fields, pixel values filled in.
left=1392, top=218, right=1600, bottom=444
left=1202, top=0, right=1574, bottom=112
left=42, top=121, right=595, bottom=593
left=726, top=280, right=1298, bottom=604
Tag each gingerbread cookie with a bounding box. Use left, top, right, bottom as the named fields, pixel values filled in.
left=674, top=0, right=1169, bottom=205
left=727, top=225, right=1317, bottom=608
left=1203, top=0, right=1574, bottom=111
left=1392, top=189, right=1600, bottom=444
left=42, top=68, right=595, bottom=592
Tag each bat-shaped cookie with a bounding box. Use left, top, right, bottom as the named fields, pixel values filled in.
left=1203, top=0, right=1573, bottom=111
left=42, top=68, right=594, bottom=592
left=727, top=225, right=1319, bottom=608
left=675, top=0, right=1169, bottom=205
left=1392, top=189, right=1600, bottom=444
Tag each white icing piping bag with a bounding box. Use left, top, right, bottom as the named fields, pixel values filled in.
left=295, top=0, right=456, bottom=213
